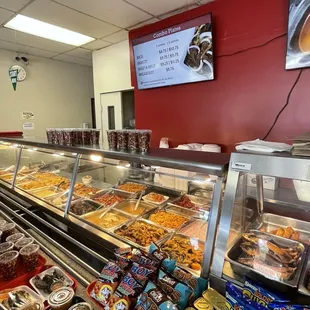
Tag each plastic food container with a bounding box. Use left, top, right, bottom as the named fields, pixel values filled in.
left=0, top=220, right=7, bottom=228
left=20, top=244, right=40, bottom=271
left=46, top=128, right=55, bottom=144
left=0, top=250, right=19, bottom=279
left=6, top=232, right=25, bottom=243
left=15, top=237, right=34, bottom=251
left=90, top=129, right=100, bottom=145
left=68, top=302, right=92, bottom=310
left=1, top=223, right=16, bottom=242
left=63, top=129, right=74, bottom=146
left=117, top=130, right=128, bottom=150
left=81, top=130, right=91, bottom=145
left=138, top=130, right=152, bottom=153
left=0, top=242, right=14, bottom=254
left=128, top=130, right=139, bottom=152
left=56, top=130, right=65, bottom=145
left=48, top=287, right=75, bottom=310
left=107, top=130, right=117, bottom=150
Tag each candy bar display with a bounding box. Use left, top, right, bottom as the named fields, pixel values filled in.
left=46, top=128, right=101, bottom=146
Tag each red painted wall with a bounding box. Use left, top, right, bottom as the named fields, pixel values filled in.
left=129, top=0, right=310, bottom=152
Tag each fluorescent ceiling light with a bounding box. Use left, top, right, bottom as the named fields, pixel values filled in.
left=5, top=15, right=95, bottom=46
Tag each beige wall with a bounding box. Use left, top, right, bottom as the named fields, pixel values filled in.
left=0, top=49, right=94, bottom=137
left=92, top=40, right=133, bottom=133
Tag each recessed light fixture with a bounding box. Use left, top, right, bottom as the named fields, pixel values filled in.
left=5, top=15, right=95, bottom=46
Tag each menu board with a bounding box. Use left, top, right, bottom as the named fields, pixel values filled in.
left=132, top=14, right=214, bottom=90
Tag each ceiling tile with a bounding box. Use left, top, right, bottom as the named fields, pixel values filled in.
left=53, top=54, right=92, bottom=66
left=128, top=17, right=160, bottom=31
left=81, top=39, right=111, bottom=50
left=125, top=0, right=197, bottom=16
left=0, top=8, right=14, bottom=24
left=0, top=39, right=58, bottom=57
left=65, top=47, right=92, bottom=59
left=22, top=0, right=120, bottom=38
left=0, top=0, right=32, bottom=12
left=158, top=3, right=198, bottom=20
left=0, top=28, right=75, bottom=53
left=53, top=0, right=153, bottom=28
left=102, top=30, right=128, bottom=44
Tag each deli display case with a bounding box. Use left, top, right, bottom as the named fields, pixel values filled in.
left=0, top=137, right=229, bottom=279
left=211, top=151, right=310, bottom=301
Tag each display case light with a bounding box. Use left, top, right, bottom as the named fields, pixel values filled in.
left=90, top=155, right=102, bottom=162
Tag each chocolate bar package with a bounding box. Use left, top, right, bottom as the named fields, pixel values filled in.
left=135, top=281, right=179, bottom=310
left=132, top=249, right=159, bottom=271
left=91, top=262, right=124, bottom=306
left=107, top=273, right=143, bottom=310
left=130, top=263, right=156, bottom=286
left=269, top=304, right=310, bottom=310
left=171, top=267, right=207, bottom=299
left=243, top=278, right=289, bottom=307
left=157, top=269, right=192, bottom=310
left=115, top=253, right=133, bottom=270
left=149, top=243, right=176, bottom=273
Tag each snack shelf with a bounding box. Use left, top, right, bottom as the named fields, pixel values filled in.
left=0, top=136, right=229, bottom=280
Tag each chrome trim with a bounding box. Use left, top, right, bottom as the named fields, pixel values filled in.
left=64, top=154, right=81, bottom=217
left=0, top=207, right=94, bottom=286
left=255, top=174, right=264, bottom=214
left=11, top=146, right=23, bottom=189
left=0, top=194, right=108, bottom=265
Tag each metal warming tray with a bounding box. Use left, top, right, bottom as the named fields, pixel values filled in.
left=158, top=233, right=204, bottom=276
left=113, top=218, right=171, bottom=252
left=115, top=180, right=149, bottom=196
left=81, top=208, right=133, bottom=231
left=249, top=213, right=310, bottom=244
left=115, top=199, right=158, bottom=217
left=44, top=191, right=80, bottom=209
left=143, top=204, right=194, bottom=231
left=69, top=199, right=103, bottom=216
left=226, top=231, right=306, bottom=288
left=28, top=187, right=62, bottom=199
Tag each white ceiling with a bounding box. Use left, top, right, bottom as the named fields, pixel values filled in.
left=0, top=0, right=213, bottom=67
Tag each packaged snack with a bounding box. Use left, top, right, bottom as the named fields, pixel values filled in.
left=130, top=263, right=155, bottom=285
left=194, top=297, right=212, bottom=310
left=91, top=262, right=123, bottom=306
left=243, top=278, right=289, bottom=307
left=157, top=269, right=192, bottom=310
left=132, top=250, right=159, bottom=271
left=149, top=243, right=176, bottom=273
left=108, top=273, right=143, bottom=310
left=172, top=267, right=207, bottom=299
left=115, top=253, right=133, bottom=270
left=135, top=281, right=179, bottom=310
left=115, top=247, right=132, bottom=256
left=269, top=304, right=310, bottom=310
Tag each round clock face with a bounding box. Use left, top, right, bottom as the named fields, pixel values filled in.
left=9, top=65, right=27, bottom=82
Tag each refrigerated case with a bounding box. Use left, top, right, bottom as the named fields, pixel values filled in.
left=0, top=137, right=229, bottom=279
left=211, top=151, right=310, bottom=299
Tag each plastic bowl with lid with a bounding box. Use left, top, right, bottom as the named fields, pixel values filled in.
left=1, top=223, right=16, bottom=242
left=0, top=220, right=7, bottom=228
left=20, top=244, right=40, bottom=271
left=15, top=237, right=34, bottom=251
left=0, top=250, right=19, bottom=279
left=48, top=287, right=75, bottom=310
left=0, top=242, right=14, bottom=254
left=6, top=232, right=25, bottom=243
left=68, top=302, right=92, bottom=310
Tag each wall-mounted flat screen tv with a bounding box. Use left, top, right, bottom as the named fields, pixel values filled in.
left=132, top=14, right=214, bottom=90
left=286, top=0, right=310, bottom=70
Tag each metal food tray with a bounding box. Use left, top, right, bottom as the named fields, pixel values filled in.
left=143, top=205, right=194, bottom=231
left=113, top=218, right=171, bottom=252
left=225, top=231, right=306, bottom=288
left=249, top=213, right=310, bottom=244
left=69, top=199, right=103, bottom=216
left=158, top=233, right=204, bottom=276
left=115, top=199, right=158, bottom=217
left=44, top=191, right=80, bottom=209
left=298, top=248, right=310, bottom=296
left=115, top=180, right=150, bottom=196
left=81, top=208, right=133, bottom=231
left=142, top=192, right=169, bottom=206
left=90, top=188, right=134, bottom=201
left=28, top=186, right=62, bottom=199
left=30, top=266, right=74, bottom=300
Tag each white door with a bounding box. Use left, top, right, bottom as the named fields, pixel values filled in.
left=100, top=92, right=123, bottom=149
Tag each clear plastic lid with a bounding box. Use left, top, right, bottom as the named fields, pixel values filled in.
left=20, top=244, right=39, bottom=256
left=48, top=287, right=74, bottom=307
left=1, top=223, right=16, bottom=232
left=6, top=233, right=25, bottom=243
left=0, top=250, right=19, bottom=263
left=0, top=242, right=14, bottom=254
left=15, top=237, right=34, bottom=250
